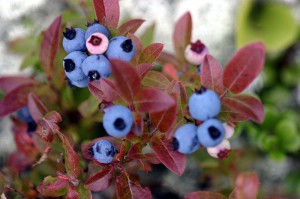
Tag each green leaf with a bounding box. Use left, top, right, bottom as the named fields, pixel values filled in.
left=140, top=23, right=156, bottom=47
left=275, top=119, right=300, bottom=152
left=236, top=0, right=298, bottom=53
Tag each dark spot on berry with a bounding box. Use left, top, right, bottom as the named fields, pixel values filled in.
left=89, top=35, right=102, bottom=46
left=190, top=40, right=206, bottom=54
left=113, top=118, right=126, bottom=131
left=86, top=19, right=100, bottom=27
left=195, top=86, right=207, bottom=94
left=88, top=146, right=94, bottom=157
left=63, top=28, right=76, bottom=40
left=172, top=138, right=179, bottom=151
left=217, top=149, right=231, bottom=159
left=96, top=144, right=101, bottom=154
left=208, top=126, right=221, bottom=140
left=106, top=146, right=115, bottom=157
left=121, top=39, right=133, bottom=53
left=88, top=70, right=101, bottom=81
left=27, top=121, right=37, bottom=133
left=64, top=59, right=76, bottom=72
left=189, top=136, right=198, bottom=150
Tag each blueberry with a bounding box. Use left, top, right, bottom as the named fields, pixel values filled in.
left=173, top=124, right=200, bottom=154
left=103, top=105, right=133, bottom=138
left=184, top=40, right=208, bottom=65
left=197, top=119, right=225, bottom=147
left=65, top=76, right=89, bottom=88
left=89, top=140, right=116, bottom=164
left=81, top=54, right=111, bottom=81
left=63, top=28, right=86, bottom=53
left=85, top=20, right=110, bottom=41
left=86, top=32, right=109, bottom=54
left=17, top=106, right=34, bottom=123
left=63, top=51, right=88, bottom=86
left=106, top=36, right=136, bottom=62
left=188, top=87, right=221, bottom=121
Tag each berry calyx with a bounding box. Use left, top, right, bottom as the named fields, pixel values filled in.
left=114, top=118, right=126, bottom=130
left=63, top=59, right=76, bottom=72
left=217, top=149, right=231, bottom=159
left=190, top=40, right=206, bottom=54
left=195, top=86, right=207, bottom=94
left=63, top=28, right=76, bottom=40
left=121, top=39, right=133, bottom=52
left=89, top=35, right=102, bottom=46
left=88, top=70, right=101, bottom=81
left=208, top=126, right=221, bottom=140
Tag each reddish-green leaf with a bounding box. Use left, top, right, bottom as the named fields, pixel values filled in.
left=0, top=84, right=47, bottom=118
left=201, top=55, right=224, bottom=95
left=150, top=134, right=186, bottom=176
left=134, top=88, right=176, bottom=113
left=88, top=79, right=120, bottom=102
left=223, top=42, right=266, bottom=94
left=7, top=151, right=33, bottom=174
left=138, top=43, right=164, bottom=64
left=136, top=64, right=153, bottom=79
left=37, top=176, right=68, bottom=197
left=66, top=186, right=78, bottom=199
left=163, top=63, right=179, bottom=80
left=40, top=16, right=61, bottom=80
left=173, top=12, right=192, bottom=62
left=116, top=172, right=152, bottom=199
left=150, top=95, right=177, bottom=133
left=158, top=51, right=183, bottom=71
left=142, top=71, right=170, bottom=89
left=93, top=0, right=120, bottom=28
left=28, top=93, right=48, bottom=123
left=88, top=81, right=104, bottom=101
left=220, top=104, right=248, bottom=124
left=222, top=95, right=264, bottom=123
left=77, top=184, right=92, bottom=199
left=0, top=76, right=35, bottom=93
left=185, top=191, right=227, bottom=199
left=229, top=172, right=259, bottom=199
left=128, top=33, right=143, bottom=65
left=132, top=111, right=144, bottom=136
left=57, top=132, right=81, bottom=179
left=110, top=59, right=141, bottom=102
left=166, top=80, right=188, bottom=112
left=119, top=19, right=145, bottom=35
left=36, top=111, right=62, bottom=142
left=84, top=166, right=114, bottom=192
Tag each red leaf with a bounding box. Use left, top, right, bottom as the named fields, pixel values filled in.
left=119, top=19, right=145, bottom=35
left=221, top=104, right=249, bottom=123
left=0, top=76, right=35, bottom=93
left=142, top=71, right=170, bottom=89
left=88, top=79, right=119, bottom=102
left=36, top=111, right=62, bottom=142
left=229, top=172, right=259, bottom=199
left=150, top=134, right=186, bottom=176
left=7, top=151, right=33, bottom=175
left=88, top=80, right=104, bottom=101
left=37, top=176, right=68, bottom=197
left=66, top=186, right=78, bottom=199
left=110, top=59, right=141, bottom=103
left=40, top=16, right=61, bottom=80
left=139, top=43, right=164, bottom=64
left=136, top=64, right=153, bottom=79
left=200, top=55, right=224, bottom=95
left=132, top=111, right=144, bottom=136
left=0, top=84, right=46, bottom=118
left=163, top=63, right=179, bottom=80
left=93, top=0, right=120, bottom=28
left=134, top=88, right=176, bottom=113
left=57, top=132, right=81, bottom=179
left=28, top=93, right=48, bottom=123
left=84, top=166, right=114, bottom=192
left=12, top=118, right=38, bottom=156
left=173, top=12, right=192, bottom=62
left=158, top=51, right=183, bottom=71
left=185, top=191, right=227, bottom=199
left=128, top=33, right=143, bottom=65
left=116, top=172, right=152, bottom=199
left=223, top=42, right=266, bottom=94
left=150, top=95, right=177, bottom=133
left=222, top=95, right=264, bottom=123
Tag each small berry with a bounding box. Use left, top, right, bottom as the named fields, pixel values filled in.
left=16, top=106, right=37, bottom=135
left=62, top=28, right=86, bottom=53
left=85, top=20, right=110, bottom=40
left=81, top=55, right=111, bottom=81
left=224, top=123, right=234, bottom=139
left=207, top=139, right=231, bottom=159
left=86, top=32, right=109, bottom=54
left=173, top=124, right=200, bottom=154
left=185, top=40, right=208, bottom=65
left=197, top=119, right=225, bottom=147
left=103, top=105, right=133, bottom=138
left=106, top=36, right=136, bottom=62
left=90, top=140, right=116, bottom=164
left=188, top=87, right=221, bottom=121
left=65, top=76, right=89, bottom=88
left=63, top=51, right=88, bottom=86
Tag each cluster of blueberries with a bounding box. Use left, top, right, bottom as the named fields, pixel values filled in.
left=88, top=87, right=226, bottom=164
left=173, top=87, right=224, bottom=154
left=62, top=20, right=136, bottom=88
